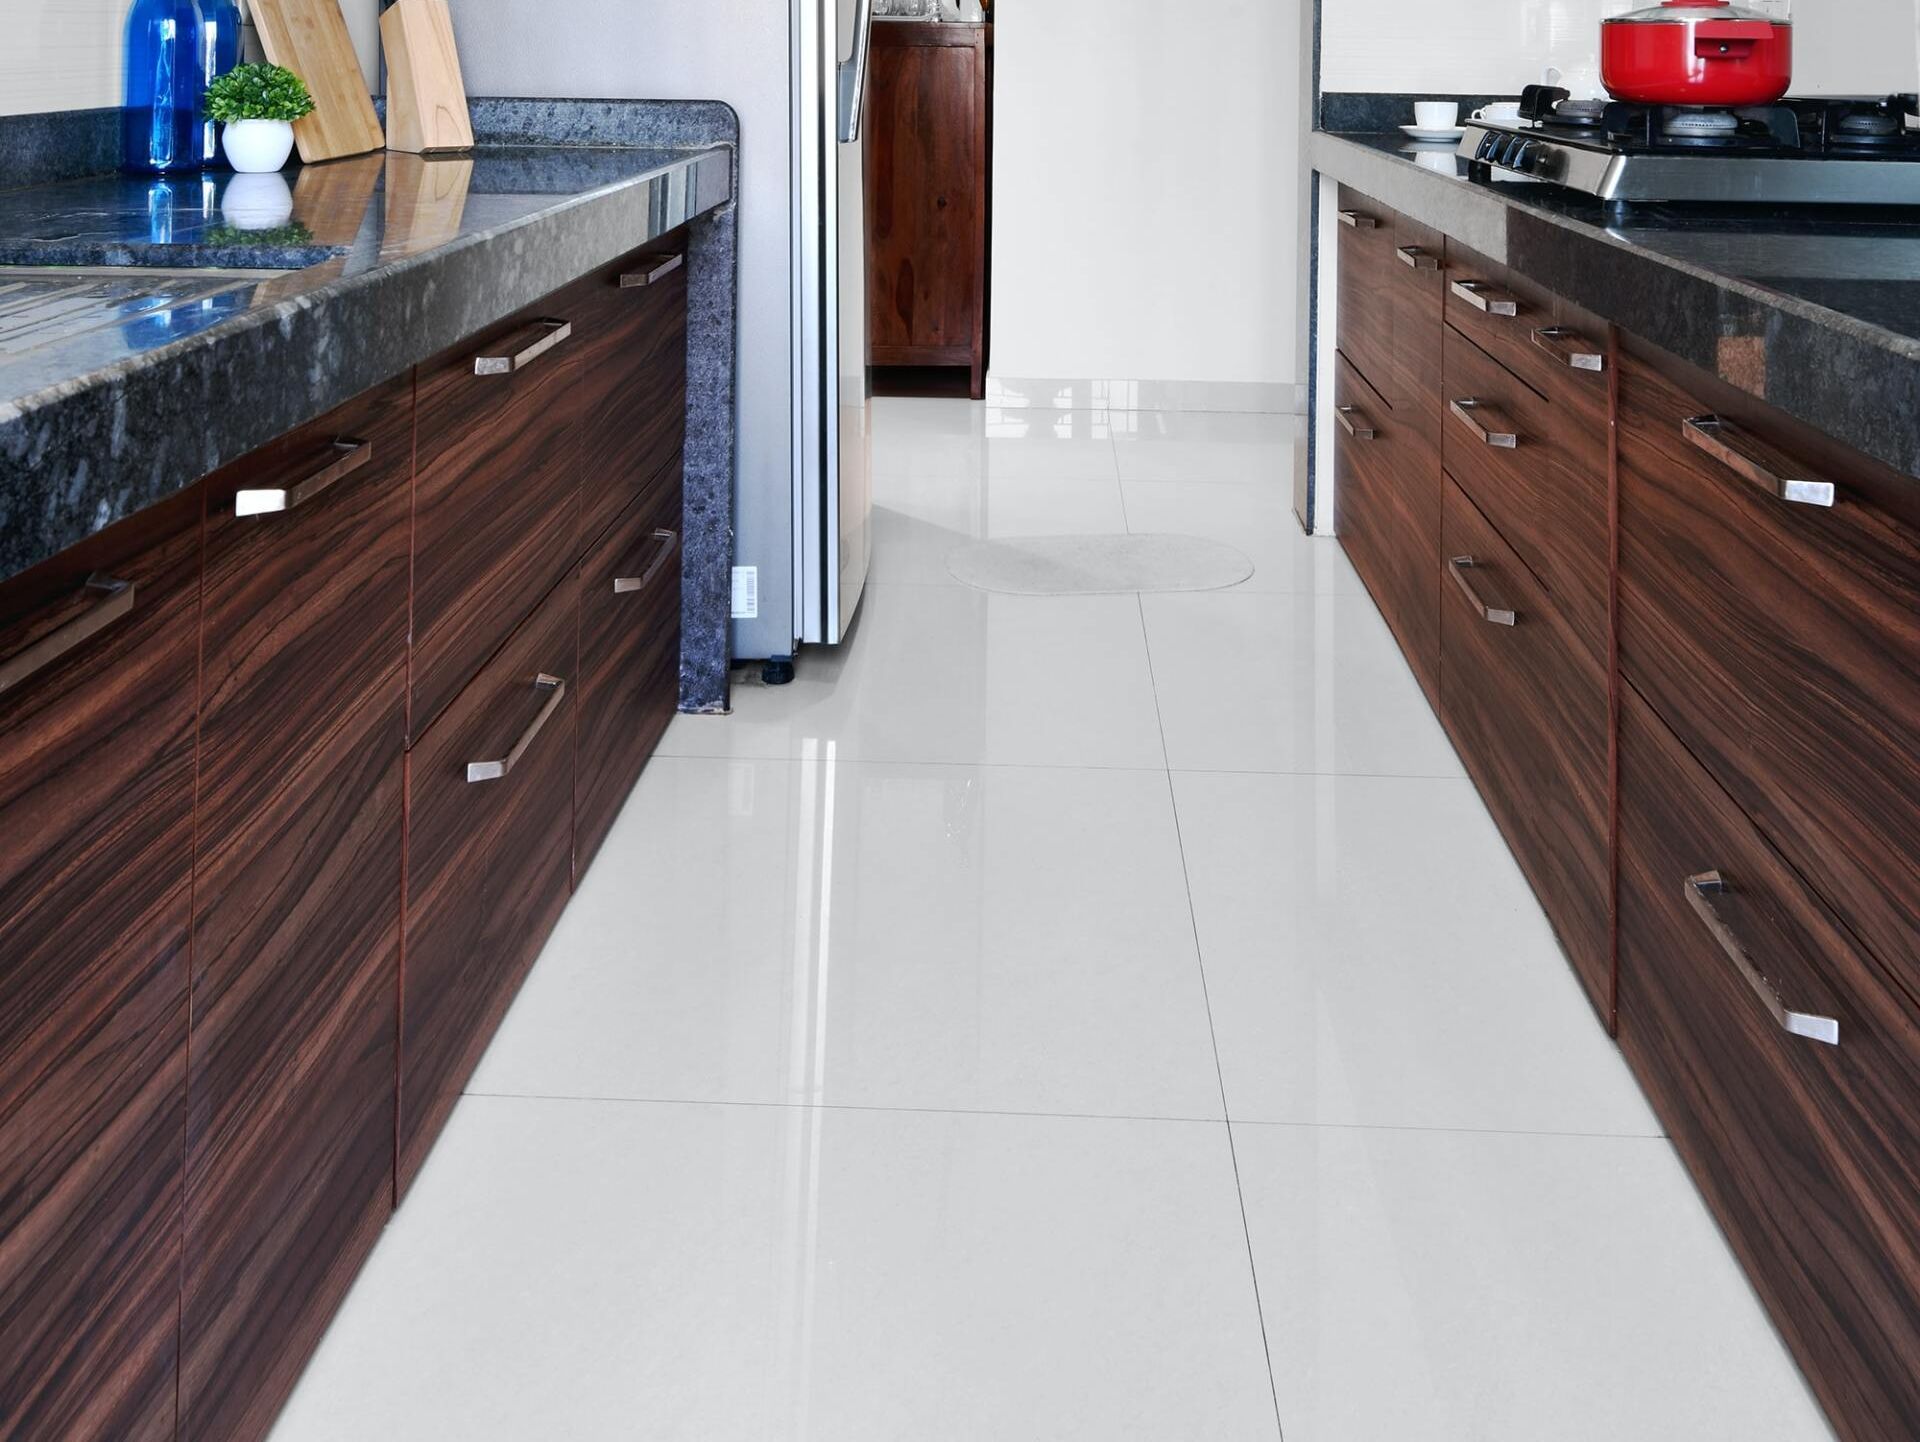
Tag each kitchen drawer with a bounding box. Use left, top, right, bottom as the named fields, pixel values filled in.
left=565, top=241, right=689, bottom=554
left=576, top=469, right=683, bottom=882
left=1382, top=210, right=1448, bottom=448
left=1444, top=240, right=1612, bottom=411
left=1618, top=347, right=1920, bottom=1009
left=1442, top=323, right=1609, bottom=670
left=412, top=296, right=586, bottom=740
left=1335, top=184, right=1399, bottom=405
left=201, top=370, right=412, bottom=795
left=183, top=676, right=401, bottom=1442
left=401, top=569, right=576, bottom=1195
left=1334, top=353, right=1440, bottom=704
left=1618, top=683, right=1920, bottom=1442
left=0, top=498, right=200, bottom=1442
left=1440, top=476, right=1610, bottom=1019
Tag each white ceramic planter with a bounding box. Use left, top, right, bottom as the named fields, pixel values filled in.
left=221, top=119, right=296, bottom=174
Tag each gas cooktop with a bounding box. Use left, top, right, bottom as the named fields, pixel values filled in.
left=1458, top=92, right=1920, bottom=206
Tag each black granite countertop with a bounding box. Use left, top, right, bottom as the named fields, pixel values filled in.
left=0, top=142, right=731, bottom=583
left=1311, top=130, right=1920, bottom=481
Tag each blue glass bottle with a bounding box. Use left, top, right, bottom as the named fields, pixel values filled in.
left=195, top=0, right=242, bottom=167
left=122, top=0, right=206, bottom=175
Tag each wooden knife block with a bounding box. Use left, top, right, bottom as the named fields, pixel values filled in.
left=381, top=0, right=475, bottom=154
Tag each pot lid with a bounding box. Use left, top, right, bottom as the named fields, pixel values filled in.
left=1604, top=0, right=1789, bottom=23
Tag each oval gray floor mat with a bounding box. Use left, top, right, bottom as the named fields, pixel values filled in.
left=945, top=533, right=1255, bottom=596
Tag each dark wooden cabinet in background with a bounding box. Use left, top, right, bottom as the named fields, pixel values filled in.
left=867, top=20, right=991, bottom=397
left=0, top=495, right=202, bottom=1442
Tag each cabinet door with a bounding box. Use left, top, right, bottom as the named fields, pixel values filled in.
left=576, top=479, right=683, bottom=881
left=0, top=501, right=199, bottom=1442
left=566, top=246, right=689, bottom=554
left=183, top=379, right=411, bottom=1442
left=868, top=24, right=987, bottom=371
left=1440, top=477, right=1610, bottom=1019
left=1333, top=353, right=1440, bottom=704
left=402, top=575, right=576, bottom=1195
left=1619, top=684, right=1920, bottom=1442
left=413, top=300, right=585, bottom=740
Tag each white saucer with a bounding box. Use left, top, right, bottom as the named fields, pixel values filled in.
left=1400, top=124, right=1467, bottom=142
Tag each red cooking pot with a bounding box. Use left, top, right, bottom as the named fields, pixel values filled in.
left=1601, top=0, right=1793, bottom=107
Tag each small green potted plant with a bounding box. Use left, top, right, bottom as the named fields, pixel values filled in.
left=204, top=62, right=315, bottom=173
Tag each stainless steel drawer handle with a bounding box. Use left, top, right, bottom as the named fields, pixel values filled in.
left=1683, top=415, right=1836, bottom=508
left=466, top=673, right=568, bottom=783
left=1447, top=556, right=1517, bottom=626
left=614, top=529, right=680, bottom=595
left=1335, top=405, right=1375, bottom=441
left=0, top=573, right=136, bottom=697
left=1397, top=245, right=1441, bottom=271
left=1449, top=398, right=1518, bottom=449
left=1685, top=872, right=1840, bottom=1046
left=1450, top=279, right=1519, bottom=317
left=235, top=438, right=373, bottom=517
left=619, top=254, right=685, bottom=288
left=1531, top=326, right=1606, bottom=372
left=474, top=319, right=574, bottom=377
left=1336, top=209, right=1377, bottom=230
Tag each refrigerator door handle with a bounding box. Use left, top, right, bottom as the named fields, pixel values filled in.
left=837, top=0, right=874, bottom=142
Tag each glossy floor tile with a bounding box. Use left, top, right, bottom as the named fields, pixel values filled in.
left=869, top=473, right=1127, bottom=587
left=1235, top=1123, right=1834, bottom=1442
left=1173, top=771, right=1659, bottom=1135
left=1110, top=409, right=1299, bottom=484
left=271, top=1099, right=1281, bottom=1442
left=1142, top=590, right=1466, bottom=777
left=1120, top=479, right=1364, bottom=596
left=870, top=398, right=1119, bottom=484
left=472, top=757, right=1223, bottom=1120
left=658, top=584, right=1166, bottom=770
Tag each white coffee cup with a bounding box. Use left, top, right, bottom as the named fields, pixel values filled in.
left=1413, top=101, right=1460, bottom=130
left=1473, top=101, right=1523, bottom=122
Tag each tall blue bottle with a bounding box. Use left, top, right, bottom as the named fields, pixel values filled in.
left=121, top=0, right=207, bottom=174
left=195, top=0, right=242, bottom=167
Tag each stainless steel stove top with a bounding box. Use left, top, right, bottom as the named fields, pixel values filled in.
left=1458, top=96, right=1920, bottom=206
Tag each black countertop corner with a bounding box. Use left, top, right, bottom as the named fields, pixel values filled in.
left=1311, top=130, right=1920, bottom=483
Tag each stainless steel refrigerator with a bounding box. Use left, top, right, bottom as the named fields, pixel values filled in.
left=790, top=0, right=875, bottom=657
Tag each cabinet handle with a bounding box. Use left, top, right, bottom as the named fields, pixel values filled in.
left=1337, top=209, right=1377, bottom=230
left=1449, top=398, right=1518, bottom=449
left=0, top=573, right=136, bottom=697
left=234, top=438, right=373, bottom=517
left=1531, top=326, right=1606, bottom=372
left=1685, top=872, right=1840, bottom=1046
left=1447, top=556, right=1517, bottom=626
left=614, top=529, right=680, bottom=594
left=1334, top=405, right=1375, bottom=440
left=466, top=673, right=568, bottom=783
left=619, top=254, right=685, bottom=288
left=473, top=319, right=574, bottom=377
left=1682, top=415, right=1836, bottom=508
left=1450, top=279, right=1519, bottom=317
left=1397, top=245, right=1440, bottom=271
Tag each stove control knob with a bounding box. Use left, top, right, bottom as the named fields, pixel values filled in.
left=1509, top=140, right=1537, bottom=172
left=1476, top=132, right=1501, bottom=162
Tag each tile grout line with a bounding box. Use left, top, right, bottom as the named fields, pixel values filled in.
left=1135, top=589, right=1288, bottom=1441
left=651, top=746, right=1473, bottom=784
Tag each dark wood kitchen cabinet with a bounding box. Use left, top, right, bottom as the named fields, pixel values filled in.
left=182, top=378, right=412, bottom=1442
left=401, top=573, right=577, bottom=1195
left=0, top=496, right=201, bottom=1442
left=412, top=297, right=586, bottom=740
left=868, top=20, right=991, bottom=397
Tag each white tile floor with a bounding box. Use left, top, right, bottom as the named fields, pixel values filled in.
left=269, top=399, right=1836, bottom=1441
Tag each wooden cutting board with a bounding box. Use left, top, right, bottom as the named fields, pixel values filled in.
left=380, top=0, right=474, bottom=154
left=248, top=0, right=385, bottom=162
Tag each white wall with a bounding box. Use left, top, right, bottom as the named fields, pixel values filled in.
left=0, top=0, right=381, bottom=119
left=1321, top=0, right=1918, bottom=98
left=990, top=0, right=1304, bottom=389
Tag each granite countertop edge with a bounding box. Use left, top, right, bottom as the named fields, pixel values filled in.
left=1, top=142, right=733, bottom=582
left=1311, top=129, right=1920, bottom=481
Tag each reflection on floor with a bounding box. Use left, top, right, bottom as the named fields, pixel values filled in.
left=268, top=398, right=1834, bottom=1442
